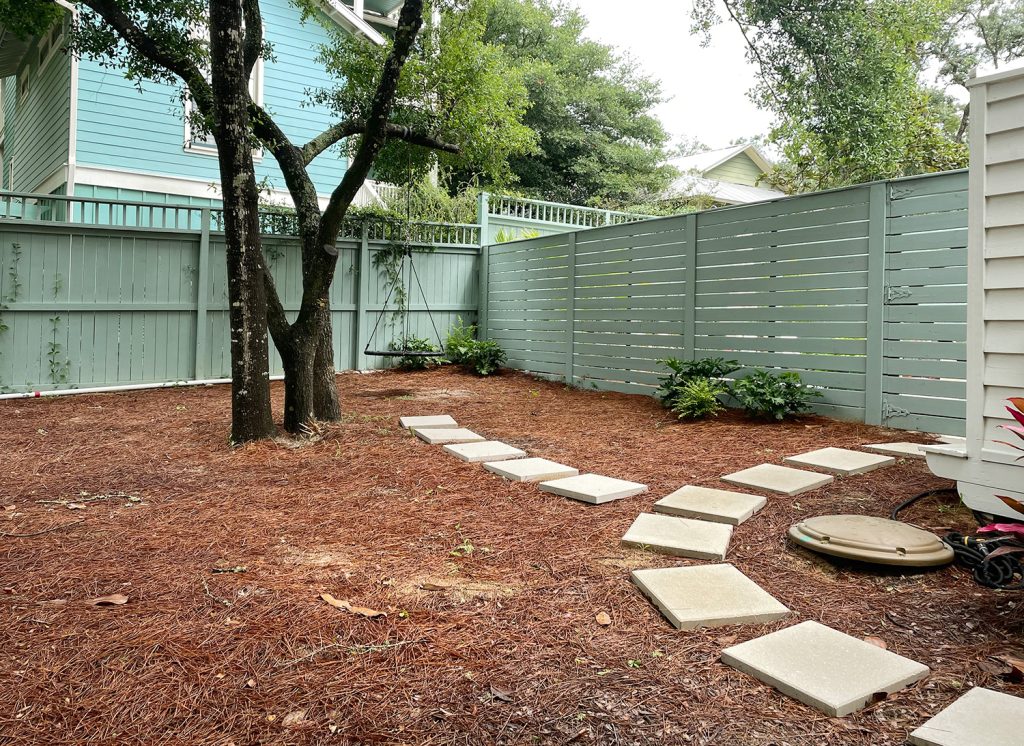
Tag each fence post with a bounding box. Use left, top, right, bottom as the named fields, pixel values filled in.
left=194, top=207, right=211, bottom=379
left=864, top=182, right=887, bottom=425
left=565, top=231, right=576, bottom=384
left=354, top=223, right=370, bottom=370
left=477, top=233, right=489, bottom=342
left=683, top=212, right=697, bottom=361
left=477, top=191, right=490, bottom=246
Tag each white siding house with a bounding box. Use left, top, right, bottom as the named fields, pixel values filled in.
left=924, top=64, right=1024, bottom=522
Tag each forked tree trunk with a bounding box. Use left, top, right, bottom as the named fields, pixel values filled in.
left=312, top=305, right=341, bottom=421
left=210, top=0, right=275, bottom=443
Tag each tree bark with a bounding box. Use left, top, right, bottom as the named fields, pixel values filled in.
left=210, top=0, right=275, bottom=443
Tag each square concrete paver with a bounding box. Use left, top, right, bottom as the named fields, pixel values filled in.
left=413, top=428, right=486, bottom=445
left=654, top=485, right=768, bottom=526
left=483, top=458, right=578, bottom=483
left=784, top=447, right=896, bottom=476
left=631, top=564, right=790, bottom=630
left=721, top=620, right=930, bottom=717
left=863, top=442, right=926, bottom=460
left=621, top=513, right=733, bottom=561
left=443, top=441, right=526, bottom=463
left=722, top=464, right=834, bottom=496
left=539, top=474, right=647, bottom=505
left=400, top=415, right=457, bottom=430
left=909, top=687, right=1024, bottom=746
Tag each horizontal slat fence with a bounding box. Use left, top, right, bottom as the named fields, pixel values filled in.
left=484, top=171, right=969, bottom=434
left=0, top=204, right=480, bottom=392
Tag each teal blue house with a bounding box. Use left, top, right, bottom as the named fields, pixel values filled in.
left=0, top=0, right=404, bottom=207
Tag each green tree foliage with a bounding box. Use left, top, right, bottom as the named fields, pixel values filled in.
left=692, top=0, right=969, bottom=191
left=455, top=0, right=676, bottom=206
left=929, top=0, right=1024, bottom=140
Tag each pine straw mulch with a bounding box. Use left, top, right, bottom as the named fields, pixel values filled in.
left=1, top=367, right=1022, bottom=746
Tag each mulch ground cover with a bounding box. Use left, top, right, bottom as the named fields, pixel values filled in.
left=1, top=367, right=1022, bottom=745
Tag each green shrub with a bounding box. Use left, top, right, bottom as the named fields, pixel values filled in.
left=730, top=369, right=822, bottom=421
left=671, top=377, right=728, bottom=420
left=461, top=340, right=506, bottom=376
left=389, top=336, right=440, bottom=371
left=444, top=317, right=477, bottom=366
left=657, top=357, right=741, bottom=408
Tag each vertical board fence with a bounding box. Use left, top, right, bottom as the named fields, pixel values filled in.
left=0, top=195, right=480, bottom=392
left=483, top=171, right=969, bottom=435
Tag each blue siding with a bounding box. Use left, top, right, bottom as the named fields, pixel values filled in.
left=74, top=1, right=348, bottom=197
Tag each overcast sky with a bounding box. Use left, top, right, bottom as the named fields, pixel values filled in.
left=573, top=0, right=775, bottom=152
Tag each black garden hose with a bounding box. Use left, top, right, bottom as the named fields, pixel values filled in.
left=889, top=487, right=959, bottom=521
left=889, top=486, right=1024, bottom=590
left=944, top=532, right=1024, bottom=591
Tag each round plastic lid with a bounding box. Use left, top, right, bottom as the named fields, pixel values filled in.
left=788, top=514, right=954, bottom=567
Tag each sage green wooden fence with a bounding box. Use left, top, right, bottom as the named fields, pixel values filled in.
left=482, top=170, right=968, bottom=435
left=0, top=193, right=480, bottom=392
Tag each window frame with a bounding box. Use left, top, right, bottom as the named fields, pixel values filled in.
left=183, top=59, right=264, bottom=159
left=38, top=19, right=65, bottom=72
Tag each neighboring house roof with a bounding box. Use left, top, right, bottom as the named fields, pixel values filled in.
left=0, top=24, right=32, bottom=76
left=666, top=143, right=784, bottom=205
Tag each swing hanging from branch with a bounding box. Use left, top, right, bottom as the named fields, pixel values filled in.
left=363, top=170, right=446, bottom=359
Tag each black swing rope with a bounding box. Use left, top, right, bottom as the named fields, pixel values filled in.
left=363, top=155, right=446, bottom=358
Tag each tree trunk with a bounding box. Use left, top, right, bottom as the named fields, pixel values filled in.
left=312, top=304, right=341, bottom=421
left=279, top=299, right=338, bottom=433
left=210, top=0, right=275, bottom=443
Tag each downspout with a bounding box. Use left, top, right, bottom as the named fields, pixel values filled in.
left=59, top=0, right=77, bottom=196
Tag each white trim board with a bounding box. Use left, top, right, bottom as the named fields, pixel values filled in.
left=73, top=164, right=332, bottom=209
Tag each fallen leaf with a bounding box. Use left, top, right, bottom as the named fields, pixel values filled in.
left=66, top=503, right=87, bottom=510
left=320, top=592, right=386, bottom=618
left=86, top=594, right=128, bottom=607
left=245, top=678, right=256, bottom=689
left=489, top=684, right=514, bottom=703
left=717, top=634, right=738, bottom=646
left=281, top=709, right=307, bottom=727
left=992, top=654, right=1024, bottom=682
left=595, top=612, right=611, bottom=626
left=995, top=495, right=1024, bottom=515
left=864, top=636, right=888, bottom=650
left=211, top=566, right=247, bottom=574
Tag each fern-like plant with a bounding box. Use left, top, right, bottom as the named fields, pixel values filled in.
left=671, top=378, right=727, bottom=420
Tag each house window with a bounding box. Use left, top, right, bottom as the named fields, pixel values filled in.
left=184, top=59, right=264, bottom=157
left=38, top=19, right=64, bottom=71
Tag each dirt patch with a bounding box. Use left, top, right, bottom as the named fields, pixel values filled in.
left=0, top=366, right=1021, bottom=745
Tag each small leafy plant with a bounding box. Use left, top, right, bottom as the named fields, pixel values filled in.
left=995, top=397, right=1024, bottom=462
left=657, top=357, right=740, bottom=409
left=730, top=369, right=821, bottom=421
left=389, top=336, right=439, bottom=371
left=671, top=378, right=728, bottom=420
left=461, top=340, right=506, bottom=376
left=444, top=317, right=477, bottom=366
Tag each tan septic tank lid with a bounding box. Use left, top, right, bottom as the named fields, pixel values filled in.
left=788, top=515, right=954, bottom=567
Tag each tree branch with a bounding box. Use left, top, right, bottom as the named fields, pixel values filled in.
left=242, top=0, right=263, bottom=75
left=300, top=120, right=460, bottom=164
left=77, top=0, right=214, bottom=112
left=317, top=0, right=426, bottom=251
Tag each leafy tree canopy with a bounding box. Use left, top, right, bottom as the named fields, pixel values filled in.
left=692, top=0, right=970, bottom=191
left=454, top=0, right=676, bottom=207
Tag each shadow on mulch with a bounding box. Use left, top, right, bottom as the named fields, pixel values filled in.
left=1, top=367, right=1022, bottom=745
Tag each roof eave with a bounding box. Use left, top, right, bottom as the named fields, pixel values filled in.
left=319, top=0, right=387, bottom=45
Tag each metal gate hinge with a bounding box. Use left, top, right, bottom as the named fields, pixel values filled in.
left=884, top=285, right=913, bottom=303
left=881, top=400, right=911, bottom=420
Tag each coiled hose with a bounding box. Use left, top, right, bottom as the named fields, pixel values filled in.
left=890, top=487, right=1024, bottom=590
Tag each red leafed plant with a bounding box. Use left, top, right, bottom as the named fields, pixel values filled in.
left=995, top=397, right=1024, bottom=462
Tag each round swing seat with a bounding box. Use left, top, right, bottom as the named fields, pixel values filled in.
left=364, top=349, right=447, bottom=358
